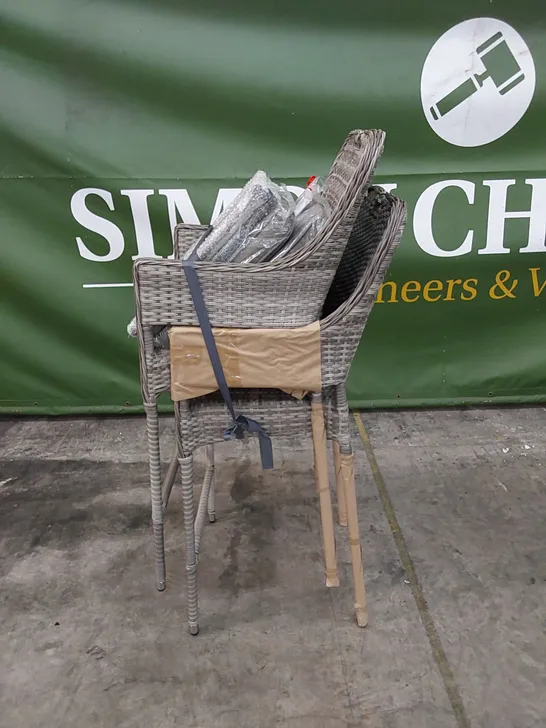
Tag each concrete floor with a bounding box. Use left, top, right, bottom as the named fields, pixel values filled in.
left=0, top=409, right=545, bottom=728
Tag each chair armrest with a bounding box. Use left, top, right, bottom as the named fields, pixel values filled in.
left=133, top=258, right=329, bottom=330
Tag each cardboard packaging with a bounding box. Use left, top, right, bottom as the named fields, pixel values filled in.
left=169, top=322, right=322, bottom=401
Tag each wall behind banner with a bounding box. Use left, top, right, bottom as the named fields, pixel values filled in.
left=1, top=0, right=545, bottom=413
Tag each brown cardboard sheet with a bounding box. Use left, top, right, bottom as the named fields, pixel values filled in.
left=169, top=322, right=321, bottom=401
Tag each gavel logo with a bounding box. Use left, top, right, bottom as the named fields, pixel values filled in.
left=430, top=31, right=525, bottom=120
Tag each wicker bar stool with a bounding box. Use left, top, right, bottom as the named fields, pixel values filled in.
left=134, top=188, right=406, bottom=633
left=134, top=129, right=385, bottom=593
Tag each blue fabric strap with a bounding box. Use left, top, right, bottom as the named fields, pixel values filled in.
left=181, top=260, right=274, bottom=470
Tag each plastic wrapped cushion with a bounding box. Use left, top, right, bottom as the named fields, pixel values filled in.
left=127, top=316, right=137, bottom=338
left=126, top=171, right=294, bottom=340
left=126, top=316, right=168, bottom=348
left=185, top=171, right=294, bottom=263
left=270, top=178, right=331, bottom=262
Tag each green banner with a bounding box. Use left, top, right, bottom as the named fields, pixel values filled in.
left=1, top=1, right=545, bottom=413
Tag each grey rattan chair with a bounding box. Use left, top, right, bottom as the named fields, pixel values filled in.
left=134, top=187, right=407, bottom=633
left=134, top=129, right=385, bottom=593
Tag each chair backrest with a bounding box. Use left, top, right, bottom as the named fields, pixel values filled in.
left=250, top=129, right=385, bottom=273
left=174, top=129, right=385, bottom=272
left=320, top=188, right=407, bottom=385
left=321, top=186, right=394, bottom=318
left=323, top=131, right=382, bottom=210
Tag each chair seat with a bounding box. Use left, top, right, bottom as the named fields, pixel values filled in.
left=179, top=388, right=309, bottom=451
left=177, top=387, right=340, bottom=454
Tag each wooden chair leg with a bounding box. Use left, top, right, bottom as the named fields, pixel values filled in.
left=340, top=449, right=368, bottom=627
left=311, top=393, right=339, bottom=588
left=179, top=453, right=199, bottom=635
left=333, top=440, right=348, bottom=527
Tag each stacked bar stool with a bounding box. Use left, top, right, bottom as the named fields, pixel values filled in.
left=134, top=180, right=406, bottom=633
left=134, top=130, right=385, bottom=594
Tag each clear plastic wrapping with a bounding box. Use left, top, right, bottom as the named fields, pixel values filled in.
left=126, top=316, right=168, bottom=348
left=270, top=177, right=330, bottom=262
left=126, top=172, right=331, bottom=347
left=184, top=171, right=295, bottom=263
left=127, top=316, right=137, bottom=338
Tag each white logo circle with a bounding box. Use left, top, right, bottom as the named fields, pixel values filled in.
left=421, top=18, right=535, bottom=147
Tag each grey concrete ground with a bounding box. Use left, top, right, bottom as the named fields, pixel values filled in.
left=0, top=409, right=544, bottom=728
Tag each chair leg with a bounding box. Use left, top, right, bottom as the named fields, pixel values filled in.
left=144, top=402, right=166, bottom=591
left=311, top=393, right=339, bottom=588
left=162, top=444, right=179, bottom=510
left=340, top=447, right=368, bottom=627
left=333, top=440, right=348, bottom=527
left=206, top=445, right=216, bottom=523
left=180, top=453, right=199, bottom=635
